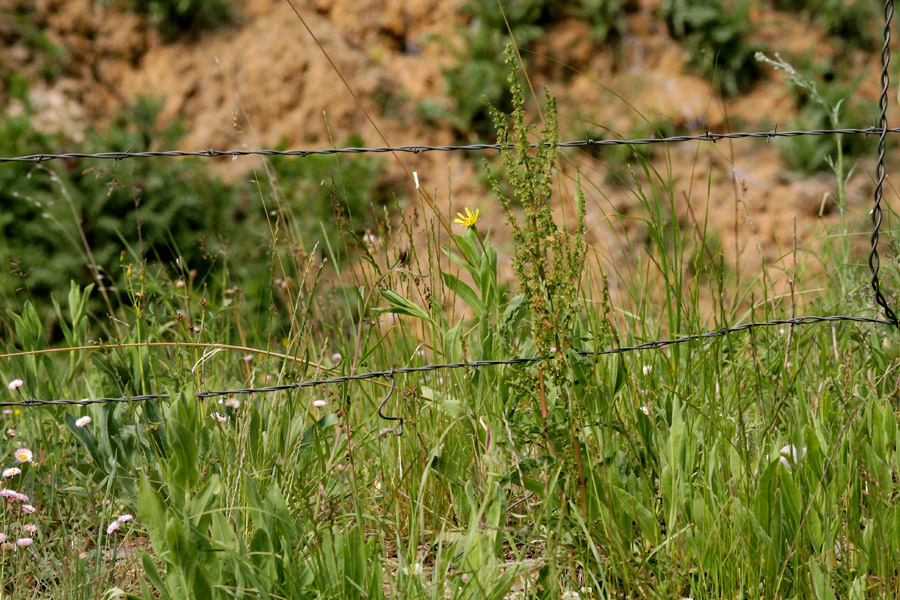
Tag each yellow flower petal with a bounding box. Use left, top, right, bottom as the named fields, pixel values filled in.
left=453, top=207, right=480, bottom=228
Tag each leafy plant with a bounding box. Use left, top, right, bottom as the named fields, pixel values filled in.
left=577, top=0, right=630, bottom=44
left=422, top=0, right=631, bottom=138
left=124, top=0, right=238, bottom=40
left=772, top=0, right=879, bottom=50
left=662, top=0, right=764, bottom=96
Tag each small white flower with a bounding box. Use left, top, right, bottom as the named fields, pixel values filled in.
left=15, top=537, right=32, bottom=547
left=7, top=380, right=23, bottom=391
left=312, top=400, right=327, bottom=408
left=1, top=410, right=11, bottom=416
left=106, top=520, right=121, bottom=534
left=0, top=533, right=6, bottom=543
left=75, top=416, right=92, bottom=428
left=116, top=514, right=134, bottom=524
left=639, top=406, right=651, bottom=416
left=21, top=504, right=35, bottom=514
left=2, top=468, right=20, bottom=478
left=642, top=365, right=653, bottom=375
left=549, top=347, right=557, bottom=353
left=210, top=412, right=227, bottom=423
left=242, top=354, right=253, bottom=362
left=14, top=449, right=32, bottom=463
left=22, top=524, right=36, bottom=535
left=331, top=353, right=342, bottom=362
left=224, top=397, right=241, bottom=411
left=416, top=349, right=426, bottom=357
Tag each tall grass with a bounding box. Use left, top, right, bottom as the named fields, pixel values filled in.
left=1, top=63, right=899, bottom=600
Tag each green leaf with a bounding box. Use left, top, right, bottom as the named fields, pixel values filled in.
left=139, top=550, right=173, bottom=600
left=810, top=561, right=836, bottom=600
left=188, top=473, right=221, bottom=524
left=441, top=271, right=485, bottom=316
left=138, top=476, right=168, bottom=554
left=373, top=289, right=434, bottom=323
left=169, top=419, right=199, bottom=493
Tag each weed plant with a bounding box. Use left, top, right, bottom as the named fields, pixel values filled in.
left=2, top=58, right=900, bottom=600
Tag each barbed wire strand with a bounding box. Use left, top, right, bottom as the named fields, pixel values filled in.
left=1, top=127, right=899, bottom=165
left=4, top=315, right=890, bottom=408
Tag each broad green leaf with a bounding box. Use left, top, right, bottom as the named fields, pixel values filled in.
left=441, top=271, right=485, bottom=316
left=373, top=289, right=434, bottom=323
left=139, top=550, right=173, bottom=600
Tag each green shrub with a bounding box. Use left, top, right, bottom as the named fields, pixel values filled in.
left=124, top=0, right=238, bottom=39
left=419, top=0, right=554, bottom=138
left=577, top=0, right=630, bottom=44
left=422, top=0, right=631, bottom=138
left=662, top=0, right=764, bottom=96
left=772, top=0, right=879, bottom=50
left=0, top=97, right=265, bottom=323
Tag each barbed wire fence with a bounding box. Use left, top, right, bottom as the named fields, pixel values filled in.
left=2, top=0, right=899, bottom=428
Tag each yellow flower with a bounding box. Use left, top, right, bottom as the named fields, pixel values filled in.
left=454, top=207, right=480, bottom=228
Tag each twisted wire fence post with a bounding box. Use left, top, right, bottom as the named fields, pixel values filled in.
left=871, top=0, right=899, bottom=326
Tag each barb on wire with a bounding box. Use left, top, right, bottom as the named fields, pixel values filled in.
left=1, top=127, right=899, bottom=165
left=4, top=314, right=890, bottom=410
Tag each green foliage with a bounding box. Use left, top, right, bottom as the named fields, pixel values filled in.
left=125, top=0, right=238, bottom=40
left=487, top=49, right=586, bottom=361
left=420, top=0, right=554, bottom=137
left=0, top=6, right=71, bottom=87
left=267, top=137, right=390, bottom=256
left=772, top=0, right=879, bottom=50
left=0, top=98, right=262, bottom=325
left=423, top=0, right=630, bottom=137
left=756, top=52, right=875, bottom=178
left=662, top=0, right=764, bottom=96
left=577, top=0, right=630, bottom=44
